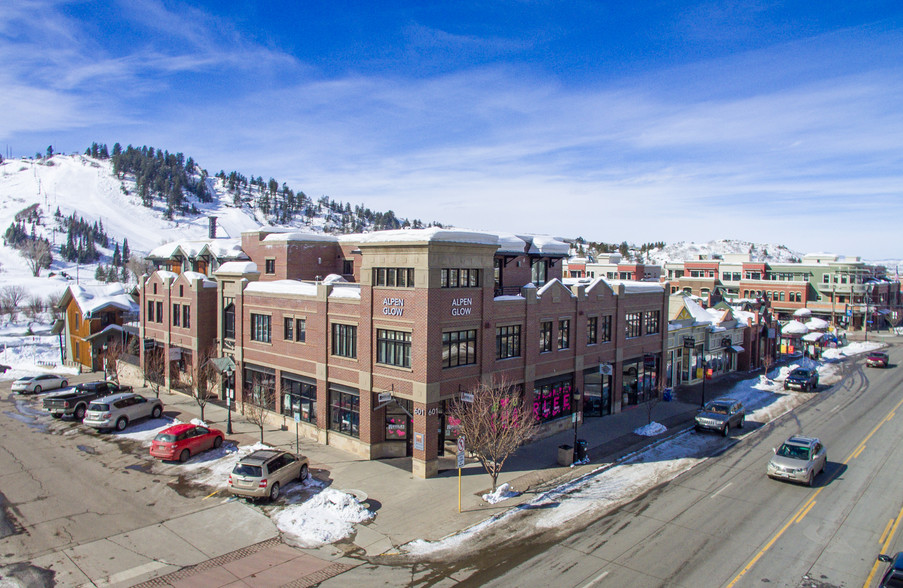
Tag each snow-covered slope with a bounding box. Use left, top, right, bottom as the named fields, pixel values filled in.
left=644, top=239, right=803, bottom=264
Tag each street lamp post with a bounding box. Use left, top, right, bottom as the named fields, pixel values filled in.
left=225, top=370, right=234, bottom=435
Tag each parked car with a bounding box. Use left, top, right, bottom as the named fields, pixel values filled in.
left=83, top=393, right=163, bottom=431
left=0, top=364, right=11, bottom=374
left=150, top=423, right=224, bottom=462
left=228, top=449, right=309, bottom=501
left=876, top=552, right=903, bottom=587
left=867, top=351, right=890, bottom=368
left=766, top=435, right=827, bottom=487
left=784, top=368, right=819, bottom=391
left=12, top=374, right=69, bottom=394
left=695, top=399, right=745, bottom=437
left=43, top=380, right=131, bottom=420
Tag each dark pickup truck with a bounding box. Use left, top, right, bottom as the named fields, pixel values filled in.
left=43, top=381, right=133, bottom=420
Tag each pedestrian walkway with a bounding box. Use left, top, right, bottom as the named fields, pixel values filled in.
left=137, top=374, right=751, bottom=559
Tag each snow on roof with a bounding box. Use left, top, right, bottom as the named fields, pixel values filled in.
left=356, top=227, right=500, bottom=246
left=322, top=274, right=347, bottom=284
left=781, top=320, right=809, bottom=335
left=69, top=283, right=138, bottom=317
left=261, top=232, right=339, bottom=243
left=522, top=234, right=570, bottom=256
left=494, top=295, right=526, bottom=302
left=805, top=317, right=830, bottom=330
left=155, top=270, right=178, bottom=281
left=496, top=232, right=528, bottom=254
left=606, top=279, right=665, bottom=295
left=329, top=285, right=361, bottom=300
left=682, top=297, right=714, bottom=324
left=215, top=261, right=258, bottom=274
left=245, top=280, right=318, bottom=297
left=181, top=271, right=217, bottom=288
left=149, top=238, right=244, bottom=260
left=537, top=279, right=574, bottom=298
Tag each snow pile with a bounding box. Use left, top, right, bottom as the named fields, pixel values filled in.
left=271, top=487, right=375, bottom=548
left=821, top=340, right=883, bottom=360
left=482, top=483, right=520, bottom=504
left=179, top=441, right=271, bottom=487
left=114, top=416, right=179, bottom=443
left=634, top=421, right=667, bottom=436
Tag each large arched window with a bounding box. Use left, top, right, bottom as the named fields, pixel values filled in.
left=224, top=304, right=235, bottom=339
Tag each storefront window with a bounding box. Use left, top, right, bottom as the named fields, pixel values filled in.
left=329, top=388, right=360, bottom=438
left=583, top=370, right=611, bottom=417
left=533, top=377, right=573, bottom=422
left=281, top=375, right=316, bottom=425
left=243, top=365, right=276, bottom=409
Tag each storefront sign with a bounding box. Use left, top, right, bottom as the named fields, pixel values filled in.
left=683, top=337, right=696, bottom=349
left=461, top=392, right=474, bottom=403
left=599, top=363, right=612, bottom=376
left=382, top=297, right=405, bottom=316
left=451, top=298, right=473, bottom=316
left=413, top=432, right=424, bottom=451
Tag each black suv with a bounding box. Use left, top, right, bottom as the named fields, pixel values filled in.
left=694, top=399, right=745, bottom=437
left=784, top=368, right=819, bottom=392
left=877, top=552, right=903, bottom=587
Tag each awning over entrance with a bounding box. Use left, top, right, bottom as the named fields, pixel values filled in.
left=727, top=345, right=745, bottom=353
left=208, top=356, right=236, bottom=374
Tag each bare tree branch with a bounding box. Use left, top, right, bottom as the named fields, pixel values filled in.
left=449, top=375, right=539, bottom=492
left=244, top=372, right=276, bottom=444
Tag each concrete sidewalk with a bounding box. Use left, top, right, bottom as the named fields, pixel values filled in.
left=140, top=377, right=750, bottom=558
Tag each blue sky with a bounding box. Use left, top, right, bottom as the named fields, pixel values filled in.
left=2, top=1, right=902, bottom=259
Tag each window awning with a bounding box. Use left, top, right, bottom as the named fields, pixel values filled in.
left=727, top=345, right=745, bottom=353
left=208, top=356, right=235, bottom=374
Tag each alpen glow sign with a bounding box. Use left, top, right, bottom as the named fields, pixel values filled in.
left=451, top=298, right=472, bottom=316
left=383, top=298, right=404, bottom=316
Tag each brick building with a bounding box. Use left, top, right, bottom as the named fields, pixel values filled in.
left=141, top=227, right=668, bottom=478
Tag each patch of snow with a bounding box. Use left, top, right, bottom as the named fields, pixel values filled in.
left=634, top=422, right=667, bottom=436
left=271, top=487, right=375, bottom=548
left=482, top=483, right=520, bottom=504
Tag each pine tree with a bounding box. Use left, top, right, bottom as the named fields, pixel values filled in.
left=112, top=243, right=121, bottom=267
left=122, top=239, right=130, bottom=266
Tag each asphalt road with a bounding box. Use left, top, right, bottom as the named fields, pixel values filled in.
left=0, top=373, right=278, bottom=586
left=459, top=348, right=903, bottom=588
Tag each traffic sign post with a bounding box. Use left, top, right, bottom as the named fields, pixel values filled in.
left=457, top=436, right=465, bottom=512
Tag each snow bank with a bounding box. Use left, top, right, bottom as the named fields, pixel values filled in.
left=482, top=483, right=520, bottom=504
left=634, top=422, right=667, bottom=437
left=272, top=487, right=375, bottom=548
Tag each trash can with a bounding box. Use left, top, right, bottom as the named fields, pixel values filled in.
left=663, top=387, right=673, bottom=402
left=558, top=444, right=574, bottom=466
left=575, top=439, right=588, bottom=461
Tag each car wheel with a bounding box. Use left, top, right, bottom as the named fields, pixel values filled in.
left=722, top=423, right=730, bottom=437
left=807, top=471, right=815, bottom=487
left=802, top=383, right=808, bottom=392
left=33, top=385, right=42, bottom=394
left=300, top=464, right=309, bottom=481
left=213, top=436, right=223, bottom=449
left=74, top=404, right=86, bottom=421
left=60, top=380, right=68, bottom=388
left=269, top=482, right=280, bottom=501
left=115, top=417, right=128, bottom=431
left=151, top=405, right=162, bottom=419
left=179, top=449, right=190, bottom=463
left=738, top=417, right=745, bottom=429
left=51, top=414, right=61, bottom=419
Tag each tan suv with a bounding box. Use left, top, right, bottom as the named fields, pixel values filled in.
left=228, top=449, right=309, bottom=501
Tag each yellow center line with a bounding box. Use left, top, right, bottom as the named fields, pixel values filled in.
left=728, top=394, right=903, bottom=588
left=851, top=444, right=866, bottom=460
left=863, top=505, right=903, bottom=588
left=794, top=501, right=816, bottom=523
left=879, top=518, right=894, bottom=546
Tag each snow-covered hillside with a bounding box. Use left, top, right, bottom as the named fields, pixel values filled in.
left=644, top=239, right=803, bottom=264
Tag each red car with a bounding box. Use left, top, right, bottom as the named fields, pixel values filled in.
left=150, top=423, right=225, bottom=462
left=866, top=351, right=890, bottom=368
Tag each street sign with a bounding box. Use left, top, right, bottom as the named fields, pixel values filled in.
left=378, top=392, right=392, bottom=403
left=456, top=436, right=466, bottom=453
left=294, top=412, right=301, bottom=423
left=599, top=362, right=612, bottom=376
left=461, top=392, right=474, bottom=403
left=456, top=451, right=465, bottom=469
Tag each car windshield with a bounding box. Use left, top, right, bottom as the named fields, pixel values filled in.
left=88, top=403, right=109, bottom=412
left=233, top=464, right=262, bottom=477
left=791, top=369, right=810, bottom=377
left=706, top=403, right=730, bottom=415
left=777, top=443, right=811, bottom=460
left=155, top=433, right=177, bottom=443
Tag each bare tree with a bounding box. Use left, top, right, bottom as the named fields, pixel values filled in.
left=762, top=348, right=775, bottom=380
left=20, top=239, right=52, bottom=277
left=449, top=376, right=539, bottom=492
left=1, top=285, right=28, bottom=321
left=244, top=372, right=276, bottom=444
left=126, top=254, right=154, bottom=284
left=24, top=295, right=44, bottom=319
left=646, top=381, right=663, bottom=425
left=143, top=348, right=166, bottom=398
left=182, top=345, right=220, bottom=422
left=102, top=339, right=124, bottom=384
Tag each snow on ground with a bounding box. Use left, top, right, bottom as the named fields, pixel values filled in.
left=482, top=483, right=520, bottom=504
left=404, top=341, right=874, bottom=557
left=271, top=486, right=375, bottom=548
left=634, top=421, right=667, bottom=436
left=821, top=340, right=883, bottom=360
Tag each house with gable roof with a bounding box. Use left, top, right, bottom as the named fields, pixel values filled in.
left=56, top=283, right=140, bottom=372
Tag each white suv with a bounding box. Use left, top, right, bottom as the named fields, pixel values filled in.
left=83, top=393, right=163, bottom=431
